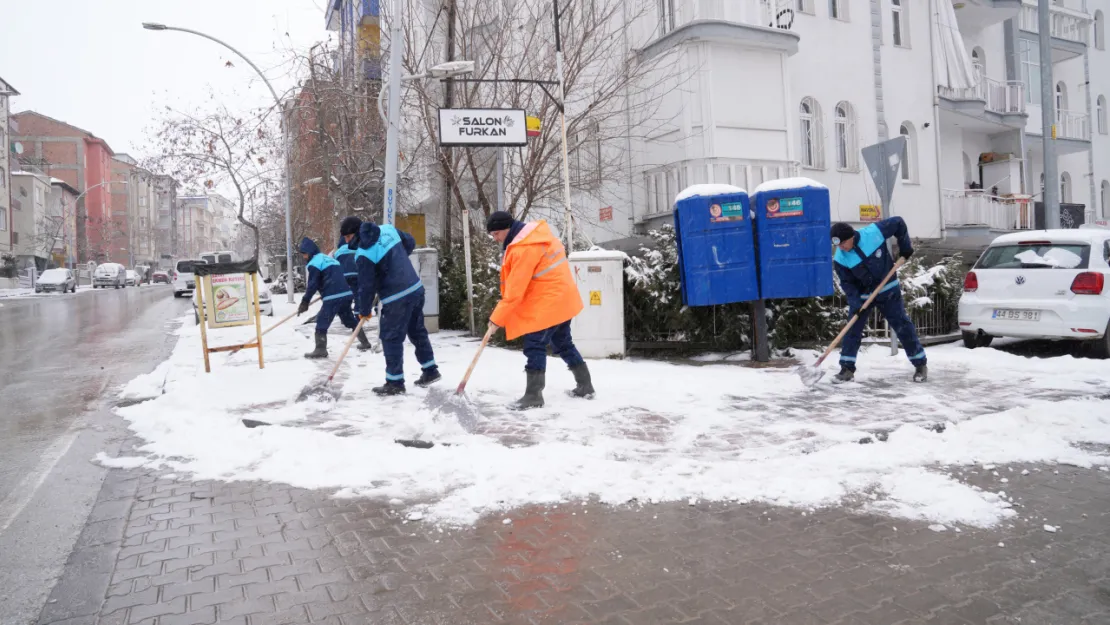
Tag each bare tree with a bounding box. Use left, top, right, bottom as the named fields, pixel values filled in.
left=143, top=100, right=284, bottom=262
left=33, top=213, right=67, bottom=263
left=399, top=0, right=673, bottom=239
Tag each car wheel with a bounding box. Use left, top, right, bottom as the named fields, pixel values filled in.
left=1090, top=322, right=1110, bottom=359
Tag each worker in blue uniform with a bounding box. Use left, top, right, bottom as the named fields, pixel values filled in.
left=298, top=237, right=371, bottom=358
left=355, top=221, right=440, bottom=395
left=333, top=217, right=362, bottom=316
left=830, top=218, right=927, bottom=383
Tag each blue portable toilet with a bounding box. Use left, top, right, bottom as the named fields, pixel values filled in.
left=673, top=185, right=759, bottom=307
left=751, top=177, right=834, bottom=300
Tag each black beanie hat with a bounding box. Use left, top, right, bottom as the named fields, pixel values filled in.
left=830, top=222, right=856, bottom=245
left=339, top=216, right=362, bottom=236
left=486, top=211, right=515, bottom=232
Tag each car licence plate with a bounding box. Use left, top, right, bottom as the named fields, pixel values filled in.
left=186, top=281, right=195, bottom=289
left=992, top=308, right=1040, bottom=321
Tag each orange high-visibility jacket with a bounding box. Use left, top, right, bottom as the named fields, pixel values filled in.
left=490, top=220, right=584, bottom=340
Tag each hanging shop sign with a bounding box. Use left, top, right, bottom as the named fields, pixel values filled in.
left=438, top=108, right=528, bottom=147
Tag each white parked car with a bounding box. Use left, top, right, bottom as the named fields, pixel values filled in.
left=173, top=259, right=205, bottom=298
left=958, top=229, right=1110, bottom=357
left=36, top=268, right=77, bottom=293
left=125, top=270, right=141, bottom=286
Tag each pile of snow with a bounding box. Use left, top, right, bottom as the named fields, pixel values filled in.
left=117, top=360, right=173, bottom=402
left=1014, top=248, right=1083, bottom=268
left=108, top=301, right=1110, bottom=527
left=675, top=184, right=747, bottom=202
left=753, top=177, right=829, bottom=194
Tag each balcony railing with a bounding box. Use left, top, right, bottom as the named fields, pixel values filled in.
left=1019, top=1, right=1090, bottom=45
left=938, top=63, right=1026, bottom=115
left=641, top=157, right=799, bottom=218
left=942, top=189, right=1035, bottom=230
left=659, top=0, right=796, bottom=35
left=1056, top=109, right=1091, bottom=140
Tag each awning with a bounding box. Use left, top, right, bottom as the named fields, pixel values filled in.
left=933, top=0, right=978, bottom=90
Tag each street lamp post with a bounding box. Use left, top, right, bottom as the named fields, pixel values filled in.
left=72, top=179, right=127, bottom=265
left=142, top=22, right=297, bottom=303
left=377, top=53, right=475, bottom=226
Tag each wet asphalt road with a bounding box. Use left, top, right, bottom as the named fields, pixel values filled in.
left=0, top=284, right=190, bottom=624
left=0, top=285, right=189, bottom=503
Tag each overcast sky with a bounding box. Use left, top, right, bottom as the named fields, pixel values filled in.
left=1, top=0, right=330, bottom=158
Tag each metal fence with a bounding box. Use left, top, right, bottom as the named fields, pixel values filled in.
left=857, top=294, right=959, bottom=342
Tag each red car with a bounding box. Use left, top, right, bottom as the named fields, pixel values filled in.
left=152, top=271, right=171, bottom=284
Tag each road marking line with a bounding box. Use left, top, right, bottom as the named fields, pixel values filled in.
left=0, top=427, right=82, bottom=534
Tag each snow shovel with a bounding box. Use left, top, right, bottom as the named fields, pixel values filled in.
left=797, top=257, right=906, bottom=387
left=422, top=323, right=498, bottom=431
left=230, top=296, right=321, bottom=355
left=295, top=317, right=368, bottom=402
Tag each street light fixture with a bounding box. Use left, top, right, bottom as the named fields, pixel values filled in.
left=141, top=21, right=297, bottom=303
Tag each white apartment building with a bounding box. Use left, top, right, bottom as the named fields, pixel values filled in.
left=352, top=0, right=1109, bottom=250
left=566, top=0, right=1110, bottom=248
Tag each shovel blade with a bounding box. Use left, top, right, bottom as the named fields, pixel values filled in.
left=295, top=379, right=340, bottom=403
left=423, top=387, right=481, bottom=432
left=796, top=364, right=826, bottom=388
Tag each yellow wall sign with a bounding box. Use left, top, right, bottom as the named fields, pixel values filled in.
left=859, top=205, right=881, bottom=222
left=589, top=290, right=602, bottom=306
left=526, top=115, right=541, bottom=137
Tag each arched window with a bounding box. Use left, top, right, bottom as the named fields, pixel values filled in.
left=972, top=47, right=985, bottom=76
left=800, top=97, right=825, bottom=169
left=1061, top=172, right=1072, bottom=204
left=1102, top=180, right=1110, bottom=217
left=899, top=122, right=917, bottom=183
left=892, top=0, right=908, bottom=47
left=1056, top=82, right=1068, bottom=120
left=1095, top=10, right=1105, bottom=51
left=834, top=101, right=858, bottom=171
left=1098, top=95, right=1108, bottom=135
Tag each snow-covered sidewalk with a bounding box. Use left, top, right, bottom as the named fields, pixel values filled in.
left=107, top=300, right=1110, bottom=528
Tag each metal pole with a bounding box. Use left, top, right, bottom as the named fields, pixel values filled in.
left=1038, top=0, right=1059, bottom=228
left=462, top=208, right=476, bottom=335
left=143, top=24, right=297, bottom=302
left=751, top=300, right=770, bottom=362
left=496, top=148, right=505, bottom=213
left=382, top=0, right=404, bottom=227
left=553, top=0, right=574, bottom=250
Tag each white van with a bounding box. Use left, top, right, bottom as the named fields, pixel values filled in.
left=173, top=259, right=205, bottom=298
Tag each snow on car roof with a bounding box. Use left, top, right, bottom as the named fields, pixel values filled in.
left=988, top=229, right=1110, bottom=246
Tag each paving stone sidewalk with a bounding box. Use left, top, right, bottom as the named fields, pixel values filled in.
left=35, top=458, right=1110, bottom=625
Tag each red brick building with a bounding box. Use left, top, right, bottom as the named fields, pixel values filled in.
left=11, top=111, right=118, bottom=263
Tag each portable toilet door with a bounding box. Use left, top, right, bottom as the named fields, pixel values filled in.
left=673, top=185, right=759, bottom=307
left=751, top=177, right=835, bottom=300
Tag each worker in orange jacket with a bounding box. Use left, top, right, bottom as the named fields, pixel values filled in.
left=486, top=211, right=594, bottom=409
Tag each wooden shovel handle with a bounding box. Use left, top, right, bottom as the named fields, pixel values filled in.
left=814, top=257, right=906, bottom=367
left=327, top=317, right=366, bottom=383
left=456, top=324, right=498, bottom=394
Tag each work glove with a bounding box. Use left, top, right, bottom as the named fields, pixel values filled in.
left=900, top=249, right=914, bottom=260
left=297, top=300, right=309, bottom=315
left=360, top=314, right=373, bottom=322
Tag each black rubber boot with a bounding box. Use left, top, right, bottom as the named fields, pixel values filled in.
left=373, top=381, right=406, bottom=396
left=304, top=332, right=328, bottom=359
left=355, top=327, right=372, bottom=351
left=832, top=366, right=855, bottom=384
left=568, top=363, right=595, bottom=398
left=913, top=364, right=928, bottom=383
left=414, top=367, right=442, bottom=388
left=512, top=370, right=545, bottom=410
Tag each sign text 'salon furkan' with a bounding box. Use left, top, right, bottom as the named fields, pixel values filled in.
left=438, top=108, right=528, bottom=147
